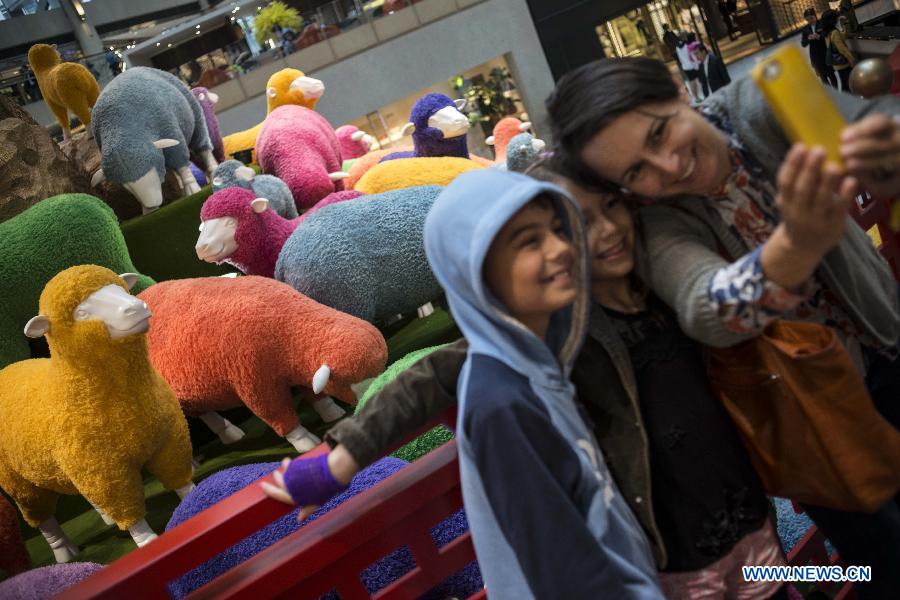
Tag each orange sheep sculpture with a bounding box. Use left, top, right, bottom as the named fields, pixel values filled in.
left=27, top=44, right=100, bottom=139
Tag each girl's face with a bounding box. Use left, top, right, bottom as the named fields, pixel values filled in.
left=560, top=180, right=635, bottom=284
left=483, top=200, right=578, bottom=336
left=578, top=99, right=732, bottom=199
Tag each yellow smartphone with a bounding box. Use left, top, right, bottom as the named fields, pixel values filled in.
left=752, top=45, right=846, bottom=167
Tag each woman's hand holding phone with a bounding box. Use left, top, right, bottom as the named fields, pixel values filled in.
left=841, top=113, right=900, bottom=201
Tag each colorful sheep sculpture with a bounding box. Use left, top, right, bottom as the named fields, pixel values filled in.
left=381, top=94, right=470, bottom=162
left=0, top=495, right=29, bottom=576
left=211, top=159, right=298, bottom=219
left=0, top=193, right=153, bottom=370
left=0, top=266, right=195, bottom=561
left=27, top=44, right=100, bottom=140
left=90, top=67, right=218, bottom=214
left=505, top=132, right=547, bottom=173
left=195, top=187, right=362, bottom=278
left=139, top=275, right=388, bottom=452
left=275, top=186, right=445, bottom=323
left=191, top=86, right=225, bottom=163
left=485, top=116, right=532, bottom=164
left=221, top=68, right=324, bottom=161
left=256, top=105, right=349, bottom=210
left=354, top=156, right=483, bottom=195
left=164, top=459, right=482, bottom=598
left=0, top=562, right=105, bottom=599
left=335, top=124, right=377, bottom=161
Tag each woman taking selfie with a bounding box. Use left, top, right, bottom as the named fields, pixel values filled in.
left=547, top=57, right=900, bottom=599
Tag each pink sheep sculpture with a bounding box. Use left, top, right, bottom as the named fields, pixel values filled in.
left=195, top=187, right=363, bottom=277
left=486, top=117, right=532, bottom=164
left=0, top=494, right=29, bottom=576
left=138, top=275, right=388, bottom=453
left=256, top=105, right=349, bottom=210
left=335, top=125, right=376, bottom=161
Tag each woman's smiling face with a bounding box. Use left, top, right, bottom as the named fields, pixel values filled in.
left=579, top=100, right=733, bottom=199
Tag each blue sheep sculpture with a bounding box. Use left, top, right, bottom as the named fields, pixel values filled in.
left=165, top=458, right=482, bottom=599
left=274, top=186, right=444, bottom=323
left=90, top=67, right=218, bottom=214
left=211, top=160, right=298, bottom=219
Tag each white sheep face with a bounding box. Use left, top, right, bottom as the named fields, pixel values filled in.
left=74, top=285, right=151, bottom=339
left=196, top=217, right=238, bottom=263
left=428, top=106, right=469, bottom=139
left=123, top=168, right=164, bottom=212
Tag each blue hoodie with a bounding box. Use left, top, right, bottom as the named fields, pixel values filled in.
left=424, top=170, right=662, bottom=599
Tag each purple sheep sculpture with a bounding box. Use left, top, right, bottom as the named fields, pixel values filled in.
left=381, top=93, right=470, bottom=162
left=256, top=105, right=349, bottom=210
left=191, top=87, right=225, bottom=163
left=196, top=187, right=363, bottom=278
left=0, top=563, right=104, bottom=599
left=165, top=458, right=482, bottom=599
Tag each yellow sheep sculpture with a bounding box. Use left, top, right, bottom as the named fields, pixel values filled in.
left=27, top=44, right=100, bottom=140
left=0, top=265, right=195, bottom=563
left=353, top=156, right=484, bottom=195
left=221, top=68, right=324, bottom=162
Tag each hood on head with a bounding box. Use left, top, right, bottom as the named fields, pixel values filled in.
left=424, top=169, right=590, bottom=383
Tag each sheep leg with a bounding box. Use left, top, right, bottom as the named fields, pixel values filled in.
left=68, top=95, right=93, bottom=136
left=175, top=482, right=196, bottom=499
left=0, top=462, right=60, bottom=528
left=284, top=425, right=322, bottom=453
left=233, top=379, right=313, bottom=450
left=199, top=411, right=246, bottom=444
left=88, top=500, right=116, bottom=526
left=46, top=100, right=71, bottom=140
left=350, top=377, right=376, bottom=399
left=39, top=517, right=79, bottom=563
left=307, top=392, right=346, bottom=423
left=175, top=165, right=202, bottom=196
left=417, top=302, right=435, bottom=318
left=128, top=520, right=158, bottom=547
left=200, top=149, right=219, bottom=178
left=145, top=426, right=194, bottom=495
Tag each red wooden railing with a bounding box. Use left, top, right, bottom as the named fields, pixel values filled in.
left=60, top=408, right=482, bottom=600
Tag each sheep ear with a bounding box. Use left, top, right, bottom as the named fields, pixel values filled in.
left=454, top=98, right=467, bottom=110
left=329, top=171, right=350, bottom=182
left=119, top=273, right=140, bottom=290
left=267, top=87, right=277, bottom=98
left=24, top=315, right=50, bottom=339
left=519, top=121, right=532, bottom=132
left=351, top=130, right=366, bottom=141
left=208, top=92, right=219, bottom=104
left=400, top=122, right=415, bottom=136
left=485, top=136, right=495, bottom=146
left=91, top=168, right=106, bottom=187
left=251, top=197, right=270, bottom=213
left=153, top=139, right=180, bottom=149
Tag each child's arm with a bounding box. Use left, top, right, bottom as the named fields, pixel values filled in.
left=467, top=397, right=661, bottom=598
left=325, top=338, right=468, bottom=467
left=263, top=339, right=468, bottom=519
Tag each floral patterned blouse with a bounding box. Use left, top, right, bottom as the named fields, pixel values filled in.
left=700, top=107, right=894, bottom=357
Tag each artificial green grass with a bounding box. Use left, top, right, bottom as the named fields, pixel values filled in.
left=120, top=186, right=236, bottom=282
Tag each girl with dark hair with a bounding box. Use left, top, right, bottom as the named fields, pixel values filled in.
left=546, top=57, right=900, bottom=599
left=821, top=9, right=856, bottom=91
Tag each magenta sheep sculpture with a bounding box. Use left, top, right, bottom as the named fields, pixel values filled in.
left=256, top=105, right=349, bottom=210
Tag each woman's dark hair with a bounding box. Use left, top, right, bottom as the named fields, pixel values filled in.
left=820, top=9, right=839, bottom=33
left=546, top=57, right=680, bottom=191
left=803, top=7, right=816, bottom=18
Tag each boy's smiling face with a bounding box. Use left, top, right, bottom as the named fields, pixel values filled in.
left=483, top=197, right=577, bottom=337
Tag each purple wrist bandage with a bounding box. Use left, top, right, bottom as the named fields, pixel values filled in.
left=282, top=454, right=348, bottom=506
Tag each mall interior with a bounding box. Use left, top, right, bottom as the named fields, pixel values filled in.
left=1, top=0, right=900, bottom=597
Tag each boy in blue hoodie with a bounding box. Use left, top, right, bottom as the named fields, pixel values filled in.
left=422, top=169, right=662, bottom=599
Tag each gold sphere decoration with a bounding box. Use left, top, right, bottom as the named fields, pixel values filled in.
left=849, top=58, right=895, bottom=98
